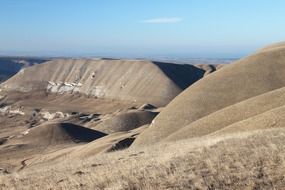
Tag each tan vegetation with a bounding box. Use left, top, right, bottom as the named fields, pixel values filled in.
left=1, top=128, right=285, bottom=190
left=1, top=42, right=285, bottom=189
left=2, top=59, right=218, bottom=107
left=133, top=42, right=285, bottom=147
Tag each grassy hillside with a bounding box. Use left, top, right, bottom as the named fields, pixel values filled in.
left=133, top=42, right=285, bottom=147
left=1, top=127, right=285, bottom=190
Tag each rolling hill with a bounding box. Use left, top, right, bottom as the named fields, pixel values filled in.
left=133, top=42, right=285, bottom=147
left=2, top=42, right=285, bottom=189
left=1, top=59, right=220, bottom=107
left=0, top=59, right=221, bottom=172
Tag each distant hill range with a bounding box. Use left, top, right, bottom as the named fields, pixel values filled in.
left=0, top=57, right=230, bottom=84
left=1, top=58, right=224, bottom=106
left=0, top=57, right=50, bottom=82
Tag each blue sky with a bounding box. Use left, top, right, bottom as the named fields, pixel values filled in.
left=1, top=0, right=285, bottom=58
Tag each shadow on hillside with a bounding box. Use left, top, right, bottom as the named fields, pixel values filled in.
left=0, top=58, right=50, bottom=82
left=0, top=58, right=49, bottom=74
left=60, top=123, right=107, bottom=143
left=108, top=137, right=136, bottom=152
left=152, top=61, right=205, bottom=89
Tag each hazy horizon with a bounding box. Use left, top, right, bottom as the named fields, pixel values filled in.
left=1, top=0, right=285, bottom=58
left=0, top=50, right=242, bottom=60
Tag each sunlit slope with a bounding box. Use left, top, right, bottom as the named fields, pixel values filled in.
left=133, top=42, right=285, bottom=146
left=165, top=86, right=285, bottom=141
left=2, top=59, right=213, bottom=107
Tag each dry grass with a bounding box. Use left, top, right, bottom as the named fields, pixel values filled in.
left=134, top=43, right=285, bottom=147
left=1, top=128, right=285, bottom=190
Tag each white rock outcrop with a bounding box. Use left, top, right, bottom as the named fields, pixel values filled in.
left=46, top=81, right=106, bottom=98
left=41, top=111, right=69, bottom=121
left=47, top=82, right=85, bottom=94
left=0, top=106, right=25, bottom=116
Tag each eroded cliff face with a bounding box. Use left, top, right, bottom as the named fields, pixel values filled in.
left=2, top=59, right=215, bottom=106
left=46, top=81, right=108, bottom=98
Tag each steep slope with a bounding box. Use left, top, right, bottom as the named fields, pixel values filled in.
left=133, top=42, right=285, bottom=147
left=209, top=105, right=285, bottom=137
left=165, top=86, right=285, bottom=141
left=1, top=59, right=211, bottom=107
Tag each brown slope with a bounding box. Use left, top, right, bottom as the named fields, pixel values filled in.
left=209, top=105, right=285, bottom=137
left=258, top=42, right=285, bottom=53
left=6, top=122, right=107, bottom=147
left=94, top=110, right=158, bottom=134
left=0, top=122, right=107, bottom=170
left=194, top=64, right=225, bottom=76
left=15, top=125, right=147, bottom=166
left=1, top=59, right=208, bottom=107
left=164, top=86, right=285, bottom=141
left=132, top=42, right=285, bottom=147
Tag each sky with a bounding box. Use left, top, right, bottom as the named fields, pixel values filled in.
left=1, top=0, right=285, bottom=58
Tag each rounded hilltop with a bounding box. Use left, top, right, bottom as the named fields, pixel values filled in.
left=1, top=59, right=218, bottom=107
left=132, top=41, right=285, bottom=147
